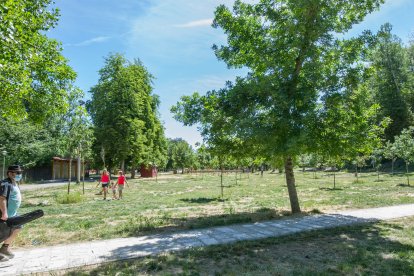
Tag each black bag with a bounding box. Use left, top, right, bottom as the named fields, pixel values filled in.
left=0, top=210, right=44, bottom=243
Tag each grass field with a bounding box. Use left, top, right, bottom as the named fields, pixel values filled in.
left=15, top=170, right=414, bottom=248
left=67, top=216, right=414, bottom=275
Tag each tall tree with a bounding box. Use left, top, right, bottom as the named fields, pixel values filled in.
left=370, top=23, right=413, bottom=141
left=393, top=127, right=414, bottom=186
left=88, top=53, right=166, bottom=174
left=166, top=138, right=195, bottom=173
left=0, top=0, right=76, bottom=122
left=173, top=0, right=384, bottom=213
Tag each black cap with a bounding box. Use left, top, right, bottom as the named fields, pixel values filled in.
left=7, top=165, right=23, bottom=172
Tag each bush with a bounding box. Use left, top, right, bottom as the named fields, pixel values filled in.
left=55, top=192, right=83, bottom=204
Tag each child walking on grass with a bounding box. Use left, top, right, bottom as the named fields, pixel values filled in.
left=116, top=171, right=129, bottom=199
left=110, top=181, right=118, bottom=200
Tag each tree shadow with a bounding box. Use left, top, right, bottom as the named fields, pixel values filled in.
left=319, top=187, right=343, bottom=191
left=66, top=220, right=414, bottom=275
left=112, top=208, right=297, bottom=238
left=396, top=183, right=414, bottom=188
left=180, top=197, right=224, bottom=204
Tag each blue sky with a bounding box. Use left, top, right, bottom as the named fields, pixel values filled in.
left=48, top=0, right=414, bottom=147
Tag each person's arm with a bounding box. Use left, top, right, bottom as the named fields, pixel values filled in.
left=0, top=196, right=8, bottom=221
left=125, top=178, right=129, bottom=187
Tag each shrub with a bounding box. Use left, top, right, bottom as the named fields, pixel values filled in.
left=55, top=192, right=83, bottom=204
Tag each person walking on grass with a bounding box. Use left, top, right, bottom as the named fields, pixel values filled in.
left=96, top=169, right=110, bottom=200
left=0, top=165, right=24, bottom=261
left=116, top=171, right=129, bottom=199
left=110, top=181, right=118, bottom=200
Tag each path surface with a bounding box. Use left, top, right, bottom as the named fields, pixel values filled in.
left=19, top=179, right=98, bottom=191
left=1, top=204, right=413, bottom=275
left=19, top=182, right=69, bottom=191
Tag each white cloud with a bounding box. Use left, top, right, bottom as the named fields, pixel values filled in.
left=125, top=0, right=239, bottom=61
left=174, top=18, right=213, bottom=28
left=66, top=36, right=110, bottom=47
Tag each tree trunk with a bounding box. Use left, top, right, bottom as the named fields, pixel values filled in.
left=235, top=170, right=238, bottom=185
left=121, top=159, right=125, bottom=172
left=355, top=165, right=359, bottom=182
left=82, top=157, right=85, bottom=195
left=333, top=172, right=336, bottom=189
left=406, top=162, right=410, bottom=186
left=391, top=159, right=395, bottom=175
left=220, top=166, right=224, bottom=198
left=131, top=167, right=136, bottom=178
left=284, top=156, right=301, bottom=214
left=77, top=153, right=81, bottom=184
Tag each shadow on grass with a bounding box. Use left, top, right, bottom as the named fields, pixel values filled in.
left=396, top=183, right=414, bottom=188
left=319, top=187, right=343, bottom=191
left=180, top=197, right=224, bottom=204
left=112, top=208, right=295, bottom=238
left=66, top=221, right=414, bottom=276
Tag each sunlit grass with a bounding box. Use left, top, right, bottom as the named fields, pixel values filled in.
left=16, top=170, right=414, bottom=248
left=67, top=217, right=414, bottom=275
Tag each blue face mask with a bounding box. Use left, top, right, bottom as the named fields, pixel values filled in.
left=14, top=174, right=22, bottom=182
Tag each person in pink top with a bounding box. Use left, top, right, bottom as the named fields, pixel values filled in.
left=97, top=169, right=110, bottom=200
left=116, top=171, right=129, bottom=199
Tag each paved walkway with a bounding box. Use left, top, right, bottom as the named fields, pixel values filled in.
left=1, top=204, right=413, bottom=275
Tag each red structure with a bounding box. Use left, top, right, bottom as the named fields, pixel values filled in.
left=140, top=164, right=157, bottom=178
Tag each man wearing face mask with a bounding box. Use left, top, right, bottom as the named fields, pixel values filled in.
left=0, top=165, right=23, bottom=261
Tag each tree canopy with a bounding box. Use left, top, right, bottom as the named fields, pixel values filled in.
left=0, top=0, right=76, bottom=122
left=172, top=0, right=386, bottom=213
left=88, top=53, right=167, bottom=173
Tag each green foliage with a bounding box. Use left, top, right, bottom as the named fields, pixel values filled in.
left=166, top=138, right=195, bottom=171
left=311, top=85, right=389, bottom=165
left=194, top=143, right=214, bottom=170
left=173, top=0, right=386, bottom=213
left=0, top=0, right=76, bottom=122
left=0, top=88, right=93, bottom=170
left=0, top=118, right=55, bottom=168
left=393, top=127, right=414, bottom=185
left=88, top=53, right=167, bottom=171
left=62, top=88, right=94, bottom=159
left=393, top=127, right=414, bottom=165
left=55, top=192, right=83, bottom=204
left=370, top=23, right=414, bottom=141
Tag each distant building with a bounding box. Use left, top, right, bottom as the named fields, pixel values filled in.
left=140, top=164, right=157, bottom=178
left=22, top=157, right=85, bottom=182
left=52, top=157, right=84, bottom=180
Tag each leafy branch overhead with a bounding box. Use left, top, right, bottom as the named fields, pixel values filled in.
left=172, top=0, right=387, bottom=213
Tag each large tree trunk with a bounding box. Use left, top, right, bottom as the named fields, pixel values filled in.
left=284, top=156, right=301, bottom=214
left=121, top=159, right=125, bottom=172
